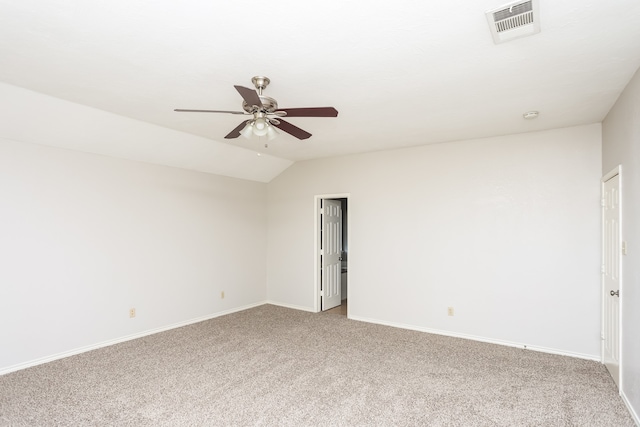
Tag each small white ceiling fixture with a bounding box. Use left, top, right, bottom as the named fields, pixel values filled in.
left=523, top=111, right=539, bottom=119
left=486, top=0, right=540, bottom=44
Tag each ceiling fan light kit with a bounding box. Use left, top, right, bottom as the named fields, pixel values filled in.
left=240, top=115, right=279, bottom=141
left=174, top=76, right=338, bottom=143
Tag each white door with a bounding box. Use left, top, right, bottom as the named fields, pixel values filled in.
left=321, top=200, right=342, bottom=311
left=603, top=173, right=621, bottom=388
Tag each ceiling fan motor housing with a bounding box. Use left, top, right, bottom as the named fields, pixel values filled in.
left=242, top=96, right=278, bottom=113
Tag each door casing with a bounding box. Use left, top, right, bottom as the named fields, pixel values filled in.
left=601, top=166, right=622, bottom=390
left=314, top=193, right=350, bottom=314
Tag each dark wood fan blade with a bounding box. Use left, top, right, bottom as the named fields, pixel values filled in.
left=175, top=109, right=247, bottom=115
left=234, top=85, right=263, bottom=108
left=272, top=119, right=312, bottom=140
left=276, top=107, right=338, bottom=117
left=224, top=121, right=249, bottom=139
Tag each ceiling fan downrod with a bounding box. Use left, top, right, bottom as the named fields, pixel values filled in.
left=251, top=76, right=270, bottom=96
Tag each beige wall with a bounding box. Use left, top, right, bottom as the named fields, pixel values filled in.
left=0, top=138, right=268, bottom=372
left=267, top=124, right=602, bottom=358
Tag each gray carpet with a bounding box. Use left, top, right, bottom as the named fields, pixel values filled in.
left=0, top=304, right=634, bottom=426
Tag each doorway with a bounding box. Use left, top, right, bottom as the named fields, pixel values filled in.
left=602, top=166, right=622, bottom=389
left=314, top=194, right=349, bottom=315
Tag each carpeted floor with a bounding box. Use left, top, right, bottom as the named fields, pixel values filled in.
left=0, top=304, right=634, bottom=426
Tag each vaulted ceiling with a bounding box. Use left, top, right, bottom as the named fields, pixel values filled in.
left=1, top=0, right=639, bottom=181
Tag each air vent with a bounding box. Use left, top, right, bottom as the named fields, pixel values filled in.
left=486, top=0, right=540, bottom=44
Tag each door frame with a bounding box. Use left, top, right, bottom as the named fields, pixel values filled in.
left=314, top=193, right=350, bottom=314
left=601, top=165, right=622, bottom=389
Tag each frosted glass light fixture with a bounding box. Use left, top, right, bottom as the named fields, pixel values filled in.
left=266, top=125, right=278, bottom=141
left=253, top=117, right=268, bottom=136
left=240, top=117, right=279, bottom=141
left=240, top=121, right=254, bottom=138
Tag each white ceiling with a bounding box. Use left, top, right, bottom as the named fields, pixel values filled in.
left=1, top=1, right=639, bottom=173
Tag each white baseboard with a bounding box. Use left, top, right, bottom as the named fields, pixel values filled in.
left=348, top=314, right=600, bottom=361
left=265, top=300, right=316, bottom=313
left=621, top=391, right=640, bottom=426
left=0, top=301, right=267, bottom=376
left=0, top=303, right=603, bottom=376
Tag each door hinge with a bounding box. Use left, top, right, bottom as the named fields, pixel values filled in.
left=601, top=265, right=606, bottom=274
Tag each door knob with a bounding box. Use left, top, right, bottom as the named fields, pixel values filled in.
left=610, top=290, right=619, bottom=297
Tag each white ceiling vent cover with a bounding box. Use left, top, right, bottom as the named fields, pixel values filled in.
left=486, top=0, right=540, bottom=44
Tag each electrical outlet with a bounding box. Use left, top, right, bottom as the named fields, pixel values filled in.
left=447, top=307, right=454, bottom=316
left=221, top=291, right=225, bottom=299
left=129, top=308, right=136, bottom=318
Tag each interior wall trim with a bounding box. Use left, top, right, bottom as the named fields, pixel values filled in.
left=348, top=314, right=601, bottom=362
left=265, top=301, right=316, bottom=313
left=0, top=301, right=267, bottom=376
left=621, top=392, right=640, bottom=426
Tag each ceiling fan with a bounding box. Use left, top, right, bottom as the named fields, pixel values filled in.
left=175, top=76, right=338, bottom=141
